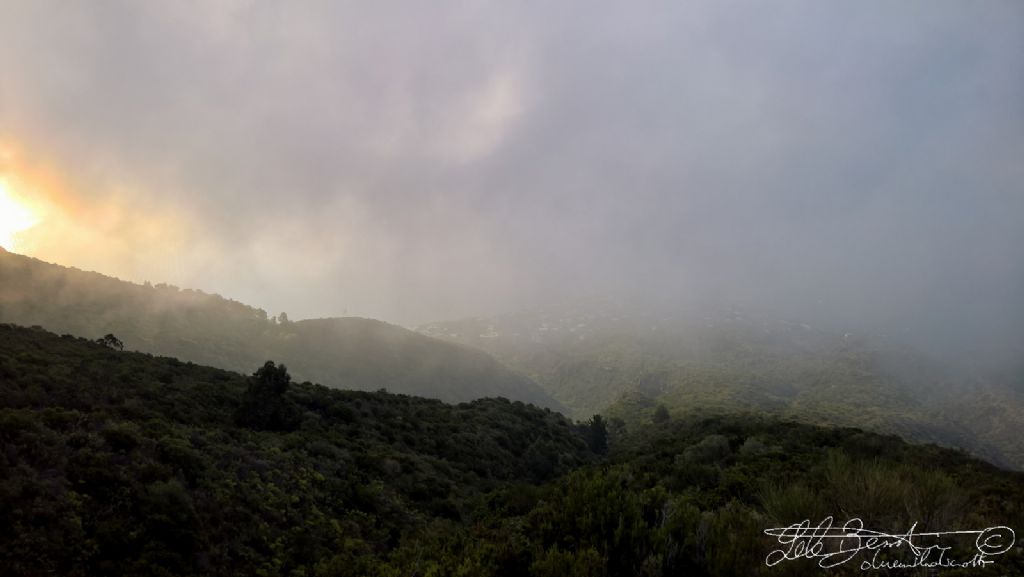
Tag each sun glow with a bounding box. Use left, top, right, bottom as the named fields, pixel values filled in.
left=0, top=179, right=40, bottom=250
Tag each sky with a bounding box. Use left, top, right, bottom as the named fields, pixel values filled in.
left=0, top=1, right=1022, bottom=363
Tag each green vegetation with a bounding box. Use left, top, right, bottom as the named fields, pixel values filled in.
left=2, top=323, right=1021, bottom=576
left=0, top=248, right=559, bottom=409
left=0, top=323, right=588, bottom=575
left=419, top=308, right=1024, bottom=469
left=235, top=361, right=302, bottom=432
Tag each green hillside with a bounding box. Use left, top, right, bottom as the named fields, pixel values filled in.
left=0, top=248, right=559, bottom=409
left=1, top=323, right=1021, bottom=576
left=418, top=305, right=1024, bottom=470
left=0, top=323, right=592, bottom=576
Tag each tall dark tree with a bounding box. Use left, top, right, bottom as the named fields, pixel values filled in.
left=586, top=414, right=609, bottom=455
left=235, top=361, right=299, bottom=431
left=252, top=361, right=291, bottom=395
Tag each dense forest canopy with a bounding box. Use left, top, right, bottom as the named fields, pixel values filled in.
left=1, top=323, right=1021, bottom=576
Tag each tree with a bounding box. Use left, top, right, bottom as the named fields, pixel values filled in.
left=252, top=360, right=291, bottom=395
left=95, top=333, right=124, bottom=351
left=653, top=404, right=670, bottom=424
left=586, top=414, right=609, bottom=455
left=235, top=361, right=299, bottom=431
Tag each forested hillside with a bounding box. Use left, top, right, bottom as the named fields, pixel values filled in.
left=0, top=248, right=559, bottom=409
left=2, top=323, right=1021, bottom=576
left=418, top=305, right=1024, bottom=470
left=0, top=323, right=590, bottom=576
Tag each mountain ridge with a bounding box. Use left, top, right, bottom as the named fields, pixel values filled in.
left=0, top=248, right=561, bottom=410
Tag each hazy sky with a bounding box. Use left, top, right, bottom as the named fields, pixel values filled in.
left=1, top=1, right=1022, bottom=360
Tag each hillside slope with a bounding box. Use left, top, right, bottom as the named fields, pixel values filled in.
left=1, top=323, right=1021, bottom=576
left=0, top=323, right=591, bottom=576
left=0, top=248, right=560, bottom=409
left=418, top=303, right=1024, bottom=469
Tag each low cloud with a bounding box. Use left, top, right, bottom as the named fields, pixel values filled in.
left=0, top=1, right=1021, bottom=365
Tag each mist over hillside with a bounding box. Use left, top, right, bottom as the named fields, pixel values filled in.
left=418, top=300, right=1024, bottom=469
left=0, top=248, right=559, bottom=409
left=2, top=245, right=1020, bottom=468
left=1, top=1, right=1022, bottom=574
left=1, top=2, right=1021, bottom=362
